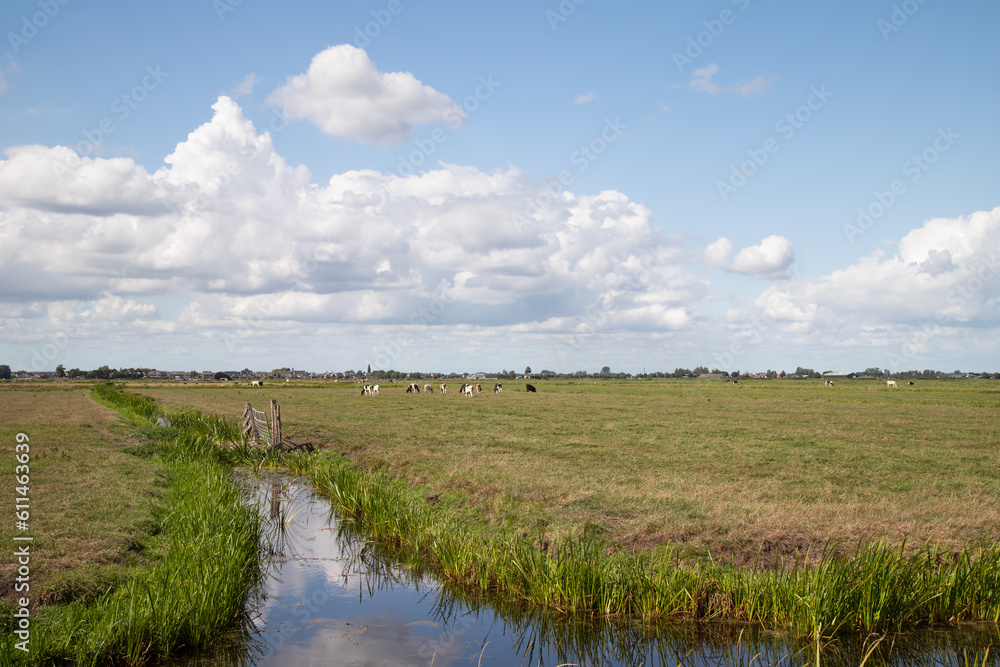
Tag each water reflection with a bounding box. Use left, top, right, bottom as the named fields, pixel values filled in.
left=170, top=470, right=999, bottom=666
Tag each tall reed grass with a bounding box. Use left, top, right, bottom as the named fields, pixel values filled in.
left=303, top=450, right=1000, bottom=639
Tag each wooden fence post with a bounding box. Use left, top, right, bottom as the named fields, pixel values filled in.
left=241, top=402, right=258, bottom=442
left=270, top=399, right=282, bottom=448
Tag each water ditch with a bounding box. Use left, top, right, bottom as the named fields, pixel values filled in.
left=173, top=469, right=999, bottom=666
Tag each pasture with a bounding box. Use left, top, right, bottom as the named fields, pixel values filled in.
left=131, top=378, right=1000, bottom=562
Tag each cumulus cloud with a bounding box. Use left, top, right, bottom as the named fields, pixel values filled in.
left=721, top=207, right=1000, bottom=367
left=704, top=235, right=795, bottom=279
left=266, top=44, right=462, bottom=145
left=4, top=90, right=996, bottom=373
left=0, top=95, right=706, bottom=368
left=689, top=64, right=778, bottom=97
left=573, top=92, right=597, bottom=104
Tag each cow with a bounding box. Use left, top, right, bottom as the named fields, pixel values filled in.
left=250, top=380, right=262, bottom=387
left=361, top=385, right=368, bottom=396
left=525, top=383, right=536, bottom=393
left=407, top=383, right=420, bottom=393
left=424, top=384, right=433, bottom=394
left=887, top=380, right=898, bottom=388
left=440, top=383, right=447, bottom=393
left=494, top=383, right=503, bottom=394
left=463, top=384, right=474, bottom=397
left=732, top=379, right=739, bottom=385
left=825, top=380, right=834, bottom=387
left=476, top=383, right=482, bottom=393
left=372, top=384, right=379, bottom=396
left=908, top=381, right=914, bottom=386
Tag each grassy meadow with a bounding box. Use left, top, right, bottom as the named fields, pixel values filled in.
left=0, top=386, right=166, bottom=607
left=130, top=377, right=1000, bottom=562
left=0, top=384, right=265, bottom=665
left=2, top=377, right=999, bottom=645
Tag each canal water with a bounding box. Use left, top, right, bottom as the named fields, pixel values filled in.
left=178, top=470, right=999, bottom=666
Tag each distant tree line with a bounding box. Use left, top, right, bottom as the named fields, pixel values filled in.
left=2, top=362, right=997, bottom=382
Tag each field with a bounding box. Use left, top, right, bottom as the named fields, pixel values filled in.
left=130, top=377, right=1000, bottom=563
left=3, top=377, right=1000, bottom=649
left=0, top=385, right=165, bottom=606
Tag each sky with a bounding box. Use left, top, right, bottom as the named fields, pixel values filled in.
left=0, top=0, right=998, bottom=375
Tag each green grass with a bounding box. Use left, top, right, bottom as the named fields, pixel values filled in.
left=292, top=446, right=1000, bottom=636
left=9, top=379, right=999, bottom=654
left=0, top=386, right=166, bottom=607
left=0, top=385, right=267, bottom=665
left=131, top=378, right=1000, bottom=561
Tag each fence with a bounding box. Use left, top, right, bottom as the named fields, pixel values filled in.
left=241, top=399, right=282, bottom=448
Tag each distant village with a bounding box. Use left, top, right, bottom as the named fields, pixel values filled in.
left=2, top=364, right=996, bottom=382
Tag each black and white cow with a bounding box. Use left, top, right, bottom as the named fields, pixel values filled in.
left=494, top=383, right=503, bottom=394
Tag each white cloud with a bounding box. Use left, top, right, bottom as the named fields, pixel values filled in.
left=230, top=72, right=261, bottom=97
left=704, top=235, right=795, bottom=279
left=726, top=207, right=1000, bottom=367
left=573, top=92, right=597, bottom=104
left=266, top=44, right=462, bottom=145
left=0, top=95, right=707, bottom=369
left=689, top=64, right=778, bottom=97
left=3, top=92, right=997, bottom=374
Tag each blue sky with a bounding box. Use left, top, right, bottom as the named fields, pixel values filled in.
left=1, top=0, right=998, bottom=374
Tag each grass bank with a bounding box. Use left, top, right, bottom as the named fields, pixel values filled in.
left=0, top=385, right=265, bottom=665
left=294, top=449, right=1000, bottom=639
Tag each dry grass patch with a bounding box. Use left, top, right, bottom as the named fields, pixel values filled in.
left=0, top=385, right=165, bottom=605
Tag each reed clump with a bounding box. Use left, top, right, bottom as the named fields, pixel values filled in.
left=302, top=450, right=1000, bottom=639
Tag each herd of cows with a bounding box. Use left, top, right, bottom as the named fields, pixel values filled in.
left=360, top=382, right=537, bottom=397
left=242, top=379, right=915, bottom=393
